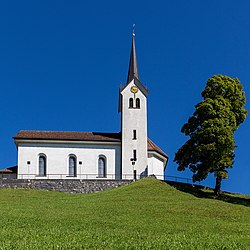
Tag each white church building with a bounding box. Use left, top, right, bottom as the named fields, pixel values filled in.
left=14, top=33, right=168, bottom=180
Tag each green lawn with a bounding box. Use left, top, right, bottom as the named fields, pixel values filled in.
left=0, top=178, right=249, bottom=249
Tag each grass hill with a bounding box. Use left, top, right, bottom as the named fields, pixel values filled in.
left=0, top=178, right=249, bottom=249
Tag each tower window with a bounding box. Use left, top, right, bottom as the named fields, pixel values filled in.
left=133, top=130, right=137, bottom=140
left=69, top=155, right=77, bottom=177
left=129, top=98, right=134, bottom=108
left=136, top=98, right=140, bottom=108
left=133, top=150, right=137, bottom=161
left=38, top=154, right=46, bottom=176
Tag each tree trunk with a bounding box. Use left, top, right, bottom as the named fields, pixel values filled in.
left=214, top=175, right=222, bottom=196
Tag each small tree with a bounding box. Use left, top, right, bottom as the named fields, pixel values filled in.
left=174, top=75, right=247, bottom=196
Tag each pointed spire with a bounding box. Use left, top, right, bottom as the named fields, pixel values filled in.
left=127, top=24, right=139, bottom=84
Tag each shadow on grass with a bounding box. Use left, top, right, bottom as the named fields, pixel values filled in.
left=165, top=181, right=250, bottom=207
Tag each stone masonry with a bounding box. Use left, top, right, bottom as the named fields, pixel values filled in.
left=0, top=179, right=132, bottom=194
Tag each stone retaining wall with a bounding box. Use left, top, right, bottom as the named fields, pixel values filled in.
left=0, top=179, right=133, bottom=194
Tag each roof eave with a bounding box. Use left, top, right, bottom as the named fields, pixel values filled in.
left=14, top=138, right=121, bottom=145
left=120, top=77, right=148, bottom=97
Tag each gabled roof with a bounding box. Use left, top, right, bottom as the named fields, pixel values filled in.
left=0, top=166, right=17, bottom=173
left=14, top=130, right=168, bottom=159
left=14, top=130, right=121, bottom=142
left=147, top=138, right=168, bottom=159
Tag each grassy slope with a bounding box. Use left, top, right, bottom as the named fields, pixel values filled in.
left=0, top=178, right=249, bottom=249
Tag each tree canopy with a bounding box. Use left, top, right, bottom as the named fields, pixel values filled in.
left=174, top=75, right=247, bottom=195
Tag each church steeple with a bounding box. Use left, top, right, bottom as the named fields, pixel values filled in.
left=120, top=27, right=148, bottom=180
left=127, top=27, right=139, bottom=84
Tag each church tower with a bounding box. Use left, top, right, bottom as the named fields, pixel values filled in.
left=119, top=31, right=148, bottom=179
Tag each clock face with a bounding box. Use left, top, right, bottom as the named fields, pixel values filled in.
left=130, top=86, right=138, bottom=94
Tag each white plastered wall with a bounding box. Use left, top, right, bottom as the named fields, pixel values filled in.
left=147, top=155, right=165, bottom=180
left=17, top=141, right=121, bottom=179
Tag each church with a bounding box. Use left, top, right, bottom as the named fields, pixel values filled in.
left=13, top=33, right=168, bottom=180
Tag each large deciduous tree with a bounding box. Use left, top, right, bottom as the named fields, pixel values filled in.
left=174, top=75, right=247, bottom=196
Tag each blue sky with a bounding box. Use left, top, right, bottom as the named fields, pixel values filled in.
left=0, top=0, right=249, bottom=194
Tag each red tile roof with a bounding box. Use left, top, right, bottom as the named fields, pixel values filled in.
left=0, top=168, right=13, bottom=173
left=147, top=138, right=168, bottom=159
left=14, top=130, right=168, bottom=159
left=14, top=130, right=121, bottom=142
left=0, top=166, right=17, bottom=173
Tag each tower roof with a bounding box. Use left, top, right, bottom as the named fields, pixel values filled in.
left=127, top=31, right=139, bottom=84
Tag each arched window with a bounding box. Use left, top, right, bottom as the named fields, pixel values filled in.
left=129, top=98, right=134, bottom=108
left=39, top=155, right=46, bottom=176
left=136, top=98, right=140, bottom=108
left=69, top=156, right=77, bottom=177
left=98, top=156, right=106, bottom=178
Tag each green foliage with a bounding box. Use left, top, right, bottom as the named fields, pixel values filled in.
left=0, top=178, right=249, bottom=249
left=174, top=75, right=247, bottom=189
